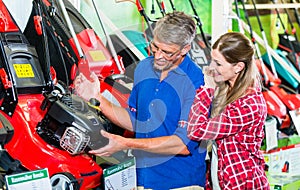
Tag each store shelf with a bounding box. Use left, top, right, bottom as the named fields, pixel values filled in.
left=239, top=3, right=300, bottom=9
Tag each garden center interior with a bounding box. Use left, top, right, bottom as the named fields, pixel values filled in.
left=0, top=0, right=300, bottom=189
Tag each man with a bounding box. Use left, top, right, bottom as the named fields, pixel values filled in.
left=74, top=11, right=206, bottom=190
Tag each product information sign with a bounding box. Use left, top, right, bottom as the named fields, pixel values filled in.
left=290, top=110, right=300, bottom=135
left=5, top=168, right=51, bottom=190
left=103, top=157, right=136, bottom=190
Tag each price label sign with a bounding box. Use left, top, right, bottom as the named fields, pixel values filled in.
left=103, top=157, right=136, bottom=190
left=5, top=168, right=51, bottom=190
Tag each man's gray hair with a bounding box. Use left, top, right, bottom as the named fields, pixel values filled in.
left=153, top=11, right=196, bottom=48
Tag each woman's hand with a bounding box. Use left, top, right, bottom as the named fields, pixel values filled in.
left=89, top=130, right=128, bottom=157
left=203, top=66, right=216, bottom=89
left=74, top=72, right=100, bottom=101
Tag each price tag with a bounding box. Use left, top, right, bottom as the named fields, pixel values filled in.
left=5, top=168, right=51, bottom=190
left=103, top=157, right=136, bottom=190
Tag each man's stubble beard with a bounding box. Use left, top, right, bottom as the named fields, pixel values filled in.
left=153, top=60, right=173, bottom=71
left=153, top=56, right=181, bottom=71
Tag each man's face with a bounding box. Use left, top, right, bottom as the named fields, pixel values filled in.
left=150, top=38, right=183, bottom=71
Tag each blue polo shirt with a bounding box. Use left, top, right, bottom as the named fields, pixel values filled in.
left=126, top=55, right=206, bottom=190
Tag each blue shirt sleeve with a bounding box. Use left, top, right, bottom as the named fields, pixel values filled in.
left=174, top=58, right=204, bottom=152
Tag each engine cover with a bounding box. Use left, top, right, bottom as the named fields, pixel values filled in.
left=38, top=90, right=109, bottom=155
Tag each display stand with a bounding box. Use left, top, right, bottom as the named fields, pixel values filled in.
left=212, top=0, right=300, bottom=42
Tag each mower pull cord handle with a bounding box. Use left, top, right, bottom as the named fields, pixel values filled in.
left=34, top=15, right=42, bottom=35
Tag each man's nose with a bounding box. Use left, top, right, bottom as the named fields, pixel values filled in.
left=154, top=50, right=164, bottom=59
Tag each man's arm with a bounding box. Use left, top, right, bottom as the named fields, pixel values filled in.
left=98, top=94, right=133, bottom=131
left=74, top=72, right=133, bottom=131
left=89, top=130, right=190, bottom=157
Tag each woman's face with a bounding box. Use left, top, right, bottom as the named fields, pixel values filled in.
left=210, top=49, right=240, bottom=87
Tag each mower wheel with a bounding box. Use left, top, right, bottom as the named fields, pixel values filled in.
left=50, top=172, right=80, bottom=190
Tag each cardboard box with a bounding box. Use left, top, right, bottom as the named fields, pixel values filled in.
left=263, top=144, right=300, bottom=175
left=267, top=173, right=300, bottom=190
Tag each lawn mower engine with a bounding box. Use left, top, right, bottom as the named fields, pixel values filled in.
left=37, top=89, right=109, bottom=155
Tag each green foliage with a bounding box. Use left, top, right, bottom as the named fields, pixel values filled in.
left=173, top=0, right=212, bottom=34
left=79, top=0, right=212, bottom=38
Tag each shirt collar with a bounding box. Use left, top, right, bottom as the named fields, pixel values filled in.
left=175, top=55, right=192, bottom=76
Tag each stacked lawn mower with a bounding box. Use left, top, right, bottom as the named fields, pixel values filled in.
left=232, top=0, right=300, bottom=135
left=233, top=1, right=300, bottom=180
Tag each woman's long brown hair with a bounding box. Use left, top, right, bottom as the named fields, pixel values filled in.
left=210, top=32, right=260, bottom=117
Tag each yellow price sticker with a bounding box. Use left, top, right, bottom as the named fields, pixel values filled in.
left=13, top=64, right=35, bottom=78
left=89, top=50, right=106, bottom=61
left=264, top=156, right=269, bottom=162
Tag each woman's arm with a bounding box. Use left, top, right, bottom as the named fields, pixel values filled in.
left=188, top=88, right=263, bottom=141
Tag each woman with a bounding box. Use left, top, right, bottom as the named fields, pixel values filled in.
left=187, top=32, right=270, bottom=190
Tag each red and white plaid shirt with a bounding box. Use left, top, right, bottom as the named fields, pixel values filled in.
left=188, top=86, right=270, bottom=190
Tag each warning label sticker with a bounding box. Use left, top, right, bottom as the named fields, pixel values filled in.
left=13, top=64, right=35, bottom=78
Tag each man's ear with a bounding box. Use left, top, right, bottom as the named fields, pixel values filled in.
left=181, top=44, right=191, bottom=55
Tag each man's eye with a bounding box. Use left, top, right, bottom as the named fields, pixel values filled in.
left=162, top=50, right=173, bottom=55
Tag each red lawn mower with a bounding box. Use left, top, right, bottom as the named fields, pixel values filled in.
left=0, top=0, right=132, bottom=189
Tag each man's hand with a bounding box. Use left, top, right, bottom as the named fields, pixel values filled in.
left=74, top=72, right=100, bottom=101
left=89, top=130, right=128, bottom=157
